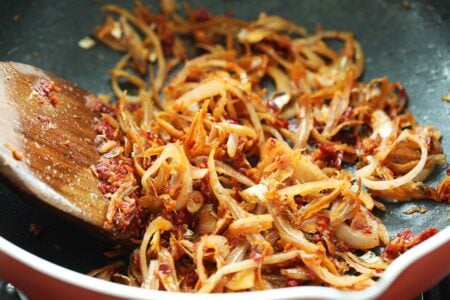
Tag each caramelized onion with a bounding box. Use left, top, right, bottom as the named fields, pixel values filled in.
left=90, top=1, right=446, bottom=293
left=335, top=218, right=379, bottom=250
left=301, top=253, right=372, bottom=287
left=228, top=214, right=273, bottom=235
left=358, top=132, right=428, bottom=190
left=267, top=205, right=319, bottom=253
left=197, top=204, right=217, bottom=234
left=139, top=217, right=173, bottom=280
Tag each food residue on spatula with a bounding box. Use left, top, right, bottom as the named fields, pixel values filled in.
left=31, top=79, right=61, bottom=106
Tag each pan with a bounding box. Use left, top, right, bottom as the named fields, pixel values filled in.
left=0, top=0, right=449, bottom=299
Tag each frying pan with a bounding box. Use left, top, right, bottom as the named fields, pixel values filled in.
left=0, top=0, right=449, bottom=299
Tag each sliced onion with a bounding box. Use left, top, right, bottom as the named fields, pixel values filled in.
left=354, top=40, right=365, bottom=78
left=192, top=167, right=208, bottom=179
left=225, top=243, right=248, bottom=264
left=103, top=5, right=167, bottom=94
left=196, top=235, right=230, bottom=284
left=238, top=28, right=272, bottom=43
left=196, top=204, right=217, bottom=235
left=260, top=139, right=327, bottom=183
left=323, top=91, right=348, bottom=136
left=355, top=156, right=378, bottom=178
left=245, top=102, right=265, bottom=153
left=262, top=124, right=284, bottom=141
left=292, top=152, right=328, bottom=183
left=294, top=100, right=313, bottom=149
left=198, top=250, right=302, bottom=293
left=267, top=204, right=319, bottom=253
left=226, top=133, right=239, bottom=158
left=267, top=66, right=291, bottom=94
left=358, top=132, right=428, bottom=190
left=358, top=190, right=374, bottom=210
left=140, top=143, right=193, bottom=210
left=98, top=140, right=118, bottom=154
left=301, top=253, right=372, bottom=287
left=208, top=149, right=266, bottom=245
left=217, top=123, right=257, bottom=138
left=277, top=179, right=343, bottom=197
left=186, top=191, right=204, bottom=213
left=262, top=250, right=302, bottom=264
left=329, top=198, right=357, bottom=227
left=174, top=147, right=193, bottom=210
left=241, top=184, right=268, bottom=204
left=172, top=79, right=224, bottom=111
left=322, top=68, right=352, bottom=136
left=268, top=92, right=291, bottom=112
left=142, top=260, right=159, bottom=290
left=139, top=217, right=173, bottom=280
left=297, top=185, right=342, bottom=221
left=352, top=251, right=389, bottom=269
left=168, top=51, right=232, bottom=88
left=280, top=268, right=312, bottom=281
left=194, top=59, right=248, bottom=83
left=335, top=221, right=379, bottom=250
left=371, top=109, right=394, bottom=139
left=216, top=160, right=256, bottom=187
left=414, top=154, right=446, bottom=182
left=157, top=248, right=180, bottom=291
left=138, top=194, right=163, bottom=212
left=224, top=268, right=255, bottom=291
left=334, top=253, right=375, bottom=275
left=254, top=14, right=307, bottom=36
left=376, top=221, right=390, bottom=245
left=208, top=149, right=248, bottom=219
left=141, top=143, right=177, bottom=189
left=228, top=214, right=273, bottom=235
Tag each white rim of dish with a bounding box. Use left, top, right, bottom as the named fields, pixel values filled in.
left=1, top=226, right=449, bottom=300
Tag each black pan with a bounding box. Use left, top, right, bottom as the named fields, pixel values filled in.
left=0, top=0, right=449, bottom=299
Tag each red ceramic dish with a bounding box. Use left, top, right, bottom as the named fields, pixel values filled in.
left=1, top=226, right=449, bottom=300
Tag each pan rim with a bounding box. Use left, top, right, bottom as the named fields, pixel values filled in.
left=1, top=226, right=449, bottom=299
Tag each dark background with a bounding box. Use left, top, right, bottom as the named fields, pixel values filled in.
left=0, top=0, right=449, bottom=299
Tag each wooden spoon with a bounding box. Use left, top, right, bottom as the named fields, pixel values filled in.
left=0, top=61, right=115, bottom=239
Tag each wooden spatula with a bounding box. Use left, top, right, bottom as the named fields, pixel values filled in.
left=0, top=61, right=114, bottom=239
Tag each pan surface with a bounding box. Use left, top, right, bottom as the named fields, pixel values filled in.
left=0, top=0, right=449, bottom=298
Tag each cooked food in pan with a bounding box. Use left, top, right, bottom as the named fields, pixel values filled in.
left=87, top=1, right=449, bottom=292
